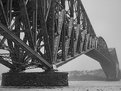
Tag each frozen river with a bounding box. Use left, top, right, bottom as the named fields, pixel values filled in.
left=0, top=81, right=121, bottom=91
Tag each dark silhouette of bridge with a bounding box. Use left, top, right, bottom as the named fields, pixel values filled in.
left=0, top=0, right=120, bottom=86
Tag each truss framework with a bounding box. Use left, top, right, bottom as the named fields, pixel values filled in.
left=0, top=0, right=119, bottom=80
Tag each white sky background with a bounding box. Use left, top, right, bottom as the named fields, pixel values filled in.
left=0, top=0, right=121, bottom=73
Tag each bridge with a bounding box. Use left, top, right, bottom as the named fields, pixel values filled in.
left=0, top=0, right=120, bottom=86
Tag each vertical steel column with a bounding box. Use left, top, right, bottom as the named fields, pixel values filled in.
left=39, top=0, right=53, bottom=65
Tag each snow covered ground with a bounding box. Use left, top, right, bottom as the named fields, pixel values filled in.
left=0, top=81, right=121, bottom=91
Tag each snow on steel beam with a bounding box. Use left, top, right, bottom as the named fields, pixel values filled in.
left=0, top=56, right=16, bottom=69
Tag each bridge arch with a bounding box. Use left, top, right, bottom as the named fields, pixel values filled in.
left=86, top=36, right=120, bottom=80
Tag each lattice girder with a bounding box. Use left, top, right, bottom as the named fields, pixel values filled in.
left=0, top=0, right=120, bottom=80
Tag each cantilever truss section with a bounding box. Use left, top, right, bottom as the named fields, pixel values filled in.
left=0, top=0, right=120, bottom=80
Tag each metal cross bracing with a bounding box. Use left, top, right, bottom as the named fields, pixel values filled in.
left=0, top=0, right=120, bottom=80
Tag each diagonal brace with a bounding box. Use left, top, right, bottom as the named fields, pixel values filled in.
left=0, top=23, right=52, bottom=69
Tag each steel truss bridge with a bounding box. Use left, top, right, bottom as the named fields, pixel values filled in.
left=0, top=0, right=120, bottom=83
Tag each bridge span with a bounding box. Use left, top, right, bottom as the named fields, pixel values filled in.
left=0, top=0, right=120, bottom=86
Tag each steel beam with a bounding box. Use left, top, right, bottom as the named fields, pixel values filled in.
left=0, top=23, right=52, bottom=69
left=38, top=0, right=53, bottom=64
left=78, top=0, right=96, bottom=36
left=19, top=0, right=34, bottom=49
left=0, top=56, right=16, bottom=69
left=53, top=10, right=65, bottom=63
left=62, top=18, right=73, bottom=61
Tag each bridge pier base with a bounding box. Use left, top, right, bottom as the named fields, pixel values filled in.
left=1, top=72, right=68, bottom=87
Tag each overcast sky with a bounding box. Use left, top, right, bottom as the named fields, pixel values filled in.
left=0, top=0, right=121, bottom=73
